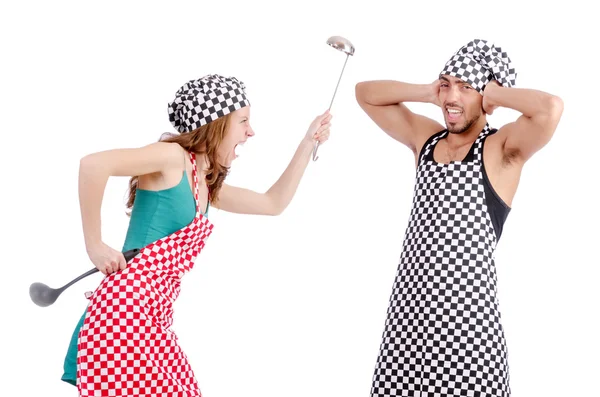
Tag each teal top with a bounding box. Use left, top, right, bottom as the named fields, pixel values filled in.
left=61, top=171, right=208, bottom=386
left=122, top=171, right=206, bottom=251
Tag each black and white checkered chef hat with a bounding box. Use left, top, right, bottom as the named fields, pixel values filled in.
left=168, top=74, right=250, bottom=133
left=439, top=39, right=517, bottom=94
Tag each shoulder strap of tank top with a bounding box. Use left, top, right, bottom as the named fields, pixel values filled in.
left=473, top=124, right=497, bottom=165
left=418, top=129, right=447, bottom=166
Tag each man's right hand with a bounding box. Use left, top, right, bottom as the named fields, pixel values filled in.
left=355, top=79, right=446, bottom=157
left=430, top=79, right=442, bottom=107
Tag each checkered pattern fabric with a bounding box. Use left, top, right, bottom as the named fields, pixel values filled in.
left=77, top=151, right=214, bottom=396
left=168, top=74, right=250, bottom=133
left=440, top=39, right=517, bottom=93
left=370, top=125, right=511, bottom=397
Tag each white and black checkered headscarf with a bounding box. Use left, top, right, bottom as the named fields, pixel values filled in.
left=168, top=74, right=250, bottom=133
left=439, top=39, right=517, bottom=94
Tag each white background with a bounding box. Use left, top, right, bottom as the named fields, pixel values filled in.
left=1, top=0, right=598, bottom=396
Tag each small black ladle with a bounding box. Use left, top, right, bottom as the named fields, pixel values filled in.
left=29, top=248, right=141, bottom=307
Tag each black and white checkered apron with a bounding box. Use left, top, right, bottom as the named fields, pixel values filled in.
left=370, top=125, right=511, bottom=397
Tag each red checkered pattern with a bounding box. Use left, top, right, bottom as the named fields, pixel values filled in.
left=77, top=152, right=214, bottom=396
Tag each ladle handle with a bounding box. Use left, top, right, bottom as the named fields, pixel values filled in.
left=60, top=267, right=99, bottom=291
left=313, top=53, right=350, bottom=162
left=60, top=248, right=141, bottom=291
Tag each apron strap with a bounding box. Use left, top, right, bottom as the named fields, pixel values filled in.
left=189, top=151, right=201, bottom=215
left=189, top=151, right=211, bottom=217
left=473, top=124, right=496, bottom=165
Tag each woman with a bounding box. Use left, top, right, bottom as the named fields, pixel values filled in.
left=61, top=74, right=332, bottom=396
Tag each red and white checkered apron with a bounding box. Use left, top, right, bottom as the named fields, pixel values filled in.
left=77, top=152, right=214, bottom=396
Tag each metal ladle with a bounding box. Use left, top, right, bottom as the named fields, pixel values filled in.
left=312, top=35, right=355, bottom=161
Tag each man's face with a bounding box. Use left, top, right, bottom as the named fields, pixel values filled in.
left=438, top=75, right=483, bottom=134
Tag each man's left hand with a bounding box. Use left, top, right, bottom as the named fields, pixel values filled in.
left=483, top=81, right=501, bottom=115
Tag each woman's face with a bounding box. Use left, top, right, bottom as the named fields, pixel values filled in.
left=218, top=106, right=254, bottom=167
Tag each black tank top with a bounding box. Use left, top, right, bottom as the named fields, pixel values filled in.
left=421, top=128, right=511, bottom=241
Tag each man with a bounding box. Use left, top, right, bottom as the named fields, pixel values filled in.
left=355, top=39, right=563, bottom=397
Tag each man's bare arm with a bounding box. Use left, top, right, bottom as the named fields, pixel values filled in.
left=355, top=80, right=445, bottom=155
left=484, top=82, right=564, bottom=163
